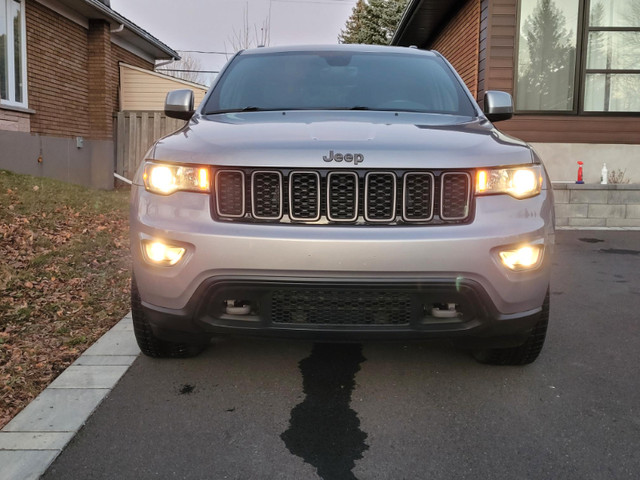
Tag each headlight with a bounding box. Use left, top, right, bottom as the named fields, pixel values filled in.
left=476, top=165, right=542, bottom=199
left=143, top=162, right=210, bottom=195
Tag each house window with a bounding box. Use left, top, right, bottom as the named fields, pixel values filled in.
left=516, top=0, right=640, bottom=113
left=1, top=0, right=27, bottom=107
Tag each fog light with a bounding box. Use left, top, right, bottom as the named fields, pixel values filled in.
left=142, top=240, right=185, bottom=266
left=499, top=244, right=543, bottom=271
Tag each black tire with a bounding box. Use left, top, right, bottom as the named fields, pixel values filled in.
left=473, top=289, right=550, bottom=366
left=131, top=277, right=207, bottom=358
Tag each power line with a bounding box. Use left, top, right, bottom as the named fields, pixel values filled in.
left=157, top=69, right=220, bottom=73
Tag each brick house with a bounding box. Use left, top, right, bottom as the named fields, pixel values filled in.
left=0, top=0, right=179, bottom=188
left=392, top=0, right=640, bottom=184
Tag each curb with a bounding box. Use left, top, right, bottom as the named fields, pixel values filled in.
left=556, top=226, right=640, bottom=231
left=0, top=313, right=139, bottom=480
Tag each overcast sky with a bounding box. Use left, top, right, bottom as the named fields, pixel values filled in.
left=110, top=0, right=358, bottom=83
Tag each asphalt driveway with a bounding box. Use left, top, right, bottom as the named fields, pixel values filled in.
left=42, top=230, right=640, bottom=480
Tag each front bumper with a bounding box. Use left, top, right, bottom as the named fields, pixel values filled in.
left=141, top=276, right=544, bottom=347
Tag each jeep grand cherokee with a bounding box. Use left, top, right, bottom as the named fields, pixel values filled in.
left=130, top=45, right=554, bottom=365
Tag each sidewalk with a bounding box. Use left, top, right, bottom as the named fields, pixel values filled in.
left=0, top=314, right=139, bottom=480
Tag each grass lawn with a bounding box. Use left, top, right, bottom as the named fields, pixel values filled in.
left=0, top=170, right=131, bottom=429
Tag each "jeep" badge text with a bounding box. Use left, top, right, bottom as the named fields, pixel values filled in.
left=323, top=150, right=364, bottom=165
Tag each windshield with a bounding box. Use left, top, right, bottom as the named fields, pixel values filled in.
left=204, top=51, right=477, bottom=117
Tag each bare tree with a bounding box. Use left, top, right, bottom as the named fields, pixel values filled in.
left=225, top=3, right=271, bottom=55
left=156, top=53, right=206, bottom=85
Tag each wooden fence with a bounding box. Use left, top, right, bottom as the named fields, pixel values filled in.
left=114, top=111, right=187, bottom=180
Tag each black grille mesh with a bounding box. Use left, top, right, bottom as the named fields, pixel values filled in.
left=366, top=173, right=395, bottom=221
left=252, top=172, right=282, bottom=218
left=441, top=173, right=470, bottom=219
left=404, top=173, right=433, bottom=220
left=328, top=173, right=358, bottom=220
left=216, top=171, right=244, bottom=216
left=271, top=289, right=412, bottom=325
left=290, top=172, right=320, bottom=220
left=215, top=169, right=472, bottom=224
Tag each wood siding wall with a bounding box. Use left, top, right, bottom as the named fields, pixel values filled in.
left=110, top=45, right=155, bottom=114
left=24, top=0, right=154, bottom=140
left=120, top=65, right=208, bottom=111
left=500, top=116, right=640, bottom=144
left=477, top=0, right=489, bottom=108
left=431, top=0, right=481, bottom=99
left=484, top=0, right=516, bottom=96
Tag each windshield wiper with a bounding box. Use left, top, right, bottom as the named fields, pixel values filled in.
left=203, top=106, right=276, bottom=114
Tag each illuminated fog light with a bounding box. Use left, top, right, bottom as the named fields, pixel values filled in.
left=143, top=240, right=186, bottom=266
left=499, top=245, right=543, bottom=271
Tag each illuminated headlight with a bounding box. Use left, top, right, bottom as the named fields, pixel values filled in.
left=143, top=162, right=210, bottom=195
left=476, top=165, right=542, bottom=199
left=142, top=240, right=186, bottom=266
left=498, top=244, right=544, bottom=271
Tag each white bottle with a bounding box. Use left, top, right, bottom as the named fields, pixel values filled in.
left=601, top=163, right=608, bottom=184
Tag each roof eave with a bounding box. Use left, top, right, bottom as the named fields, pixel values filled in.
left=391, top=0, right=467, bottom=49
left=83, top=0, right=179, bottom=60
left=391, top=0, right=423, bottom=46
left=53, top=0, right=179, bottom=60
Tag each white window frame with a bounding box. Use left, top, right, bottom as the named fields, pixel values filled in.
left=1, top=0, right=28, bottom=108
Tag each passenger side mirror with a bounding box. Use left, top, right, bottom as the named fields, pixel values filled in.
left=483, top=91, right=513, bottom=123
left=165, top=89, right=195, bottom=120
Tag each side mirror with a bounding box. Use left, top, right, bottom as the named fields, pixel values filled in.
left=165, top=89, right=195, bottom=120
left=483, top=91, right=513, bottom=122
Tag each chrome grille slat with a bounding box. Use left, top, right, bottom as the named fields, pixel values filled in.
left=215, top=170, right=245, bottom=217
left=403, top=172, right=435, bottom=221
left=327, top=172, right=358, bottom=222
left=252, top=171, right=283, bottom=220
left=440, top=172, right=471, bottom=220
left=364, top=172, right=396, bottom=222
left=289, top=171, right=321, bottom=221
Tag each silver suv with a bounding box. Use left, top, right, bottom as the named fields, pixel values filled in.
left=130, top=45, right=554, bottom=365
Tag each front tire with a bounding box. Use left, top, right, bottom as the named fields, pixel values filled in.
left=131, top=278, right=207, bottom=358
left=473, top=289, right=550, bottom=366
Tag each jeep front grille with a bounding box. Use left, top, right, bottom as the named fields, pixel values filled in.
left=213, top=168, right=472, bottom=225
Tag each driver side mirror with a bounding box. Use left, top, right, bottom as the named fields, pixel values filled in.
left=165, top=89, right=195, bottom=120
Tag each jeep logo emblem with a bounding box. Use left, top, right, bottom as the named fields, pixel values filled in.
left=323, top=150, right=364, bottom=165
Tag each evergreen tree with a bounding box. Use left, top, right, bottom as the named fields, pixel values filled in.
left=517, top=0, right=576, bottom=110
left=339, top=0, right=408, bottom=45
left=338, top=0, right=368, bottom=44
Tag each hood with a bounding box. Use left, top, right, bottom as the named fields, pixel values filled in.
left=151, top=111, right=533, bottom=169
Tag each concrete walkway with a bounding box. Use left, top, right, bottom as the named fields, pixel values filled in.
left=0, top=314, right=139, bottom=480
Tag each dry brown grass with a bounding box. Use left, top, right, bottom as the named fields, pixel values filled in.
left=0, top=170, right=131, bottom=428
